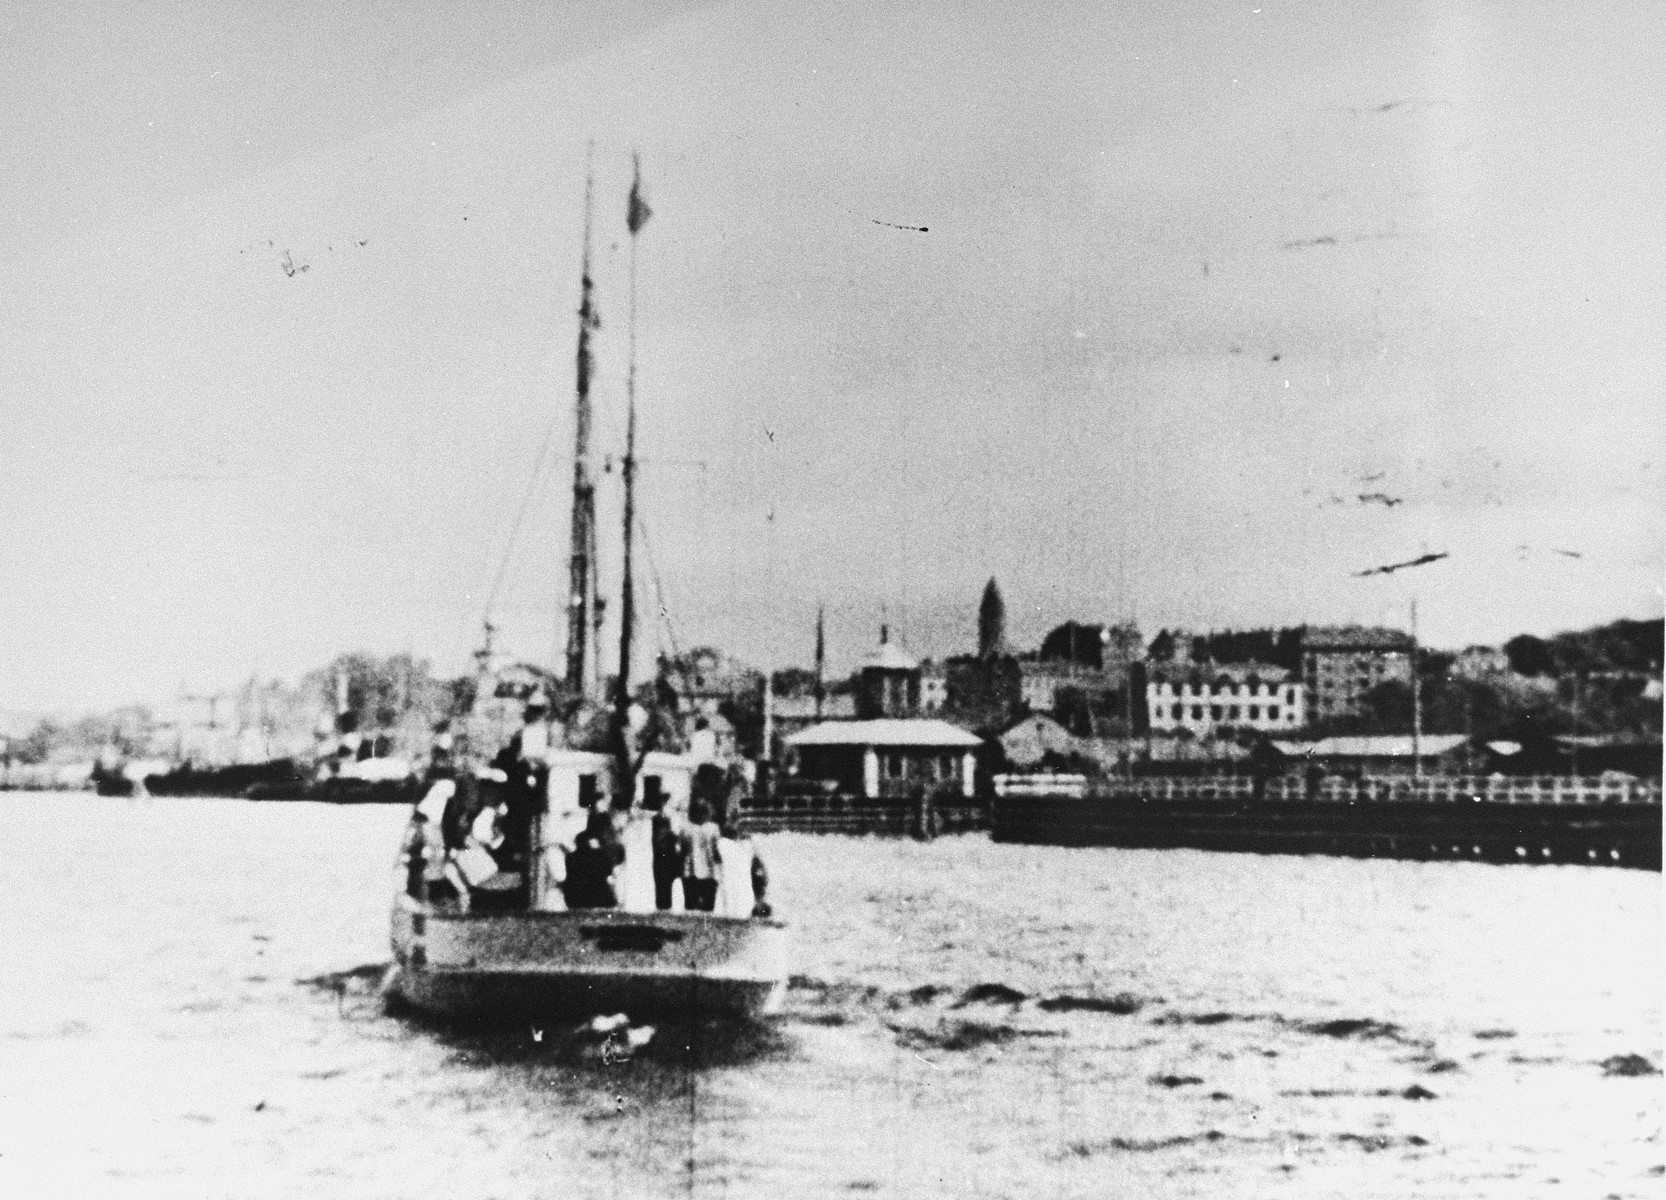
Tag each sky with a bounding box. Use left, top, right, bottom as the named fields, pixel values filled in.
left=2, top=0, right=1662, bottom=714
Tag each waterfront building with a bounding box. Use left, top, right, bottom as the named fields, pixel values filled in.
left=1146, top=661, right=1305, bottom=734
left=1300, top=625, right=1415, bottom=722
left=783, top=718, right=982, bottom=799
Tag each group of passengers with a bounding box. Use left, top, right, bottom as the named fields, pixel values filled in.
left=402, top=701, right=766, bottom=917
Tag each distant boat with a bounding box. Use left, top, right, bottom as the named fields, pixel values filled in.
left=117, top=756, right=310, bottom=799
left=385, top=158, right=787, bottom=1022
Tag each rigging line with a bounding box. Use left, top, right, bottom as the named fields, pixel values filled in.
left=480, top=410, right=566, bottom=626
left=638, top=513, right=698, bottom=704
left=493, top=456, right=562, bottom=621
left=636, top=513, right=685, bottom=665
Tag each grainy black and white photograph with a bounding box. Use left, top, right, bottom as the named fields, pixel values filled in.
left=2, top=2, right=1661, bottom=1196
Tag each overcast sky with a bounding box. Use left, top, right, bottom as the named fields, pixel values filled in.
left=3, top=0, right=1661, bottom=713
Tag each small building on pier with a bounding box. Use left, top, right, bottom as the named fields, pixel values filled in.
left=784, top=718, right=982, bottom=800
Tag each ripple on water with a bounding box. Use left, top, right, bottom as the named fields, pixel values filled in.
left=0, top=802, right=1656, bottom=1199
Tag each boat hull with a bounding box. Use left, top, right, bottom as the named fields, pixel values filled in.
left=388, top=900, right=788, bottom=1022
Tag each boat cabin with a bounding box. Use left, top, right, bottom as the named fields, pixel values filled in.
left=540, top=748, right=695, bottom=820
left=406, top=746, right=759, bottom=919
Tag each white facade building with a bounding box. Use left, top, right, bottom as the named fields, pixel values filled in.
left=1147, top=663, right=1305, bottom=734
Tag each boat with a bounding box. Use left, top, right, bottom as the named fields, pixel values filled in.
left=386, top=157, right=788, bottom=1023
left=390, top=749, right=788, bottom=1021
left=142, top=756, right=312, bottom=798
left=107, top=681, right=320, bottom=799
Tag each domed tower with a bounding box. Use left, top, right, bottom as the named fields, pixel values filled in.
left=856, top=626, right=921, bottom=719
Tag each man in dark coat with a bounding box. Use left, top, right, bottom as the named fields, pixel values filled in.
left=564, top=808, right=625, bottom=909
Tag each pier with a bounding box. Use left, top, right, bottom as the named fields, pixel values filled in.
left=991, top=774, right=1662, bottom=869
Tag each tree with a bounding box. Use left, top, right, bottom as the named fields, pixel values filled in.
left=14, top=719, right=58, bottom=764
left=1104, top=621, right=1143, bottom=663
left=1504, top=634, right=1556, bottom=677
left=1040, top=621, right=1105, bottom=669
left=720, top=684, right=765, bottom=759
left=303, top=652, right=445, bottom=736
left=770, top=666, right=819, bottom=698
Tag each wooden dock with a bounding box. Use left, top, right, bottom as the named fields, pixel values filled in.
left=991, top=774, right=1662, bottom=869
left=738, top=793, right=986, bottom=837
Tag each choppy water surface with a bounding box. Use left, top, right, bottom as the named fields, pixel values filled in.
left=1, top=795, right=1658, bottom=1198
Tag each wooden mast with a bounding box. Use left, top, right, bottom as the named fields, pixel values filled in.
left=564, top=152, right=600, bottom=703
left=615, top=152, right=651, bottom=802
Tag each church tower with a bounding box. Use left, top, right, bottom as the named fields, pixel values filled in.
left=977, top=578, right=1007, bottom=659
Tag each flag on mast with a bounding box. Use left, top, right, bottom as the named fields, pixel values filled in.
left=627, top=156, right=652, bottom=234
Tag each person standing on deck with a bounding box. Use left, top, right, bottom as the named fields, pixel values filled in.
left=564, top=804, right=625, bottom=909
left=682, top=800, right=722, bottom=912
left=487, top=695, right=553, bottom=904
left=650, top=800, right=685, bottom=910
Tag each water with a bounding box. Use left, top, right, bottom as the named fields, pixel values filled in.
left=1, top=794, right=1658, bottom=1198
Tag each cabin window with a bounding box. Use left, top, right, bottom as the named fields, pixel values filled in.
left=1171, top=704, right=1182, bottom=719
left=1210, top=706, right=1222, bottom=721
left=642, top=775, right=664, bottom=811
left=1248, top=706, right=1259, bottom=719
left=1268, top=705, right=1278, bottom=719
left=1228, top=706, right=1240, bottom=720
left=886, top=754, right=905, bottom=779
left=1191, top=705, right=1203, bottom=720
left=578, top=774, right=598, bottom=808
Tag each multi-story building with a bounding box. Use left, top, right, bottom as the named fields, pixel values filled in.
left=1146, top=662, right=1305, bottom=734
left=1021, top=660, right=1113, bottom=714
left=1300, top=626, right=1414, bottom=722
left=1449, top=645, right=1510, bottom=681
